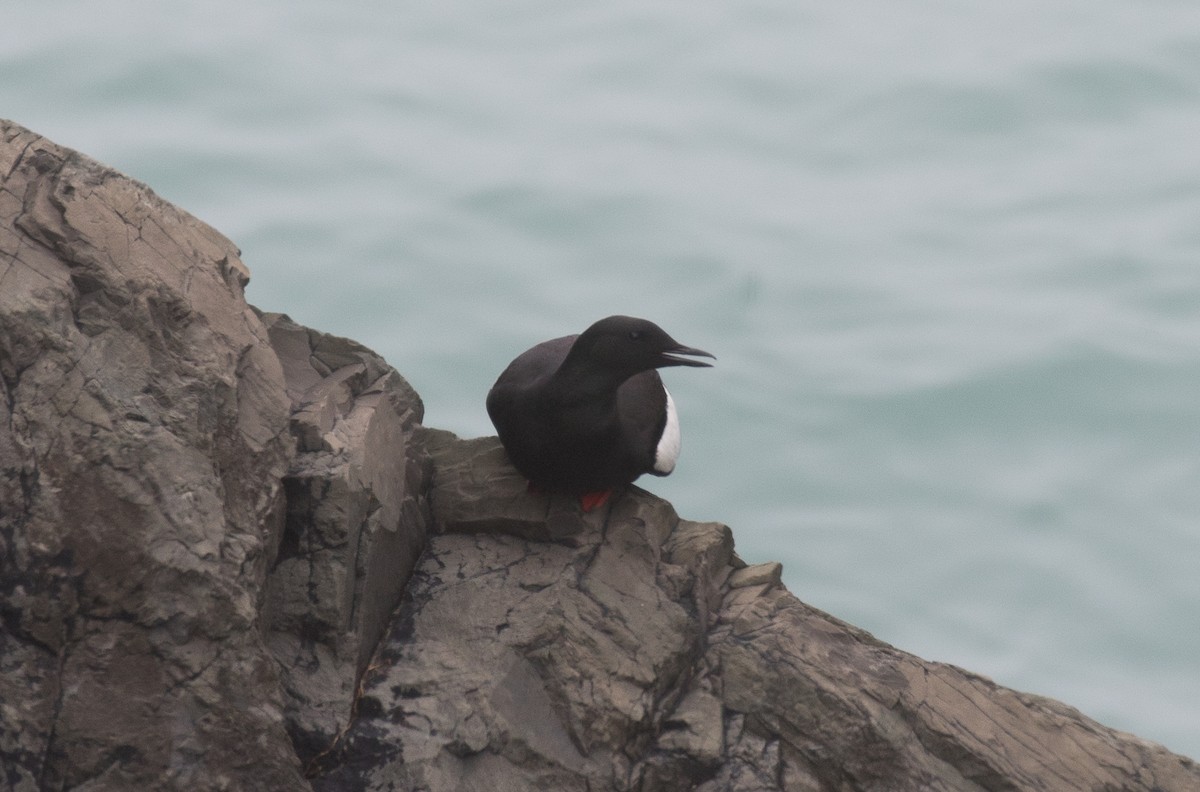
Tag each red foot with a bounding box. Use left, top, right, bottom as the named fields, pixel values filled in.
left=525, top=481, right=611, bottom=512
left=578, top=489, right=613, bottom=512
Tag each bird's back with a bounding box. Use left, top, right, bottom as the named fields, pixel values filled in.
left=485, top=334, right=576, bottom=435
left=487, top=333, right=671, bottom=492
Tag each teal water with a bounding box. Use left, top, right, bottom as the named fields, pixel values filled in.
left=6, top=1, right=1200, bottom=760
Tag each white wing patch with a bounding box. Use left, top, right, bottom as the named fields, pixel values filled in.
left=654, top=387, right=681, bottom=474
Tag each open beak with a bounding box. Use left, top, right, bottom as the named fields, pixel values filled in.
left=659, top=344, right=716, bottom=368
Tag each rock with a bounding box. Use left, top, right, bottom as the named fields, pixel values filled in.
left=3, top=119, right=1199, bottom=791
left=0, top=120, right=305, bottom=789
left=727, top=561, right=782, bottom=590
left=311, top=438, right=702, bottom=792
left=310, top=434, right=1200, bottom=792
left=258, top=312, right=430, bottom=769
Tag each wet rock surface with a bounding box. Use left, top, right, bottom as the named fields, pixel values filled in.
left=3, top=119, right=1199, bottom=791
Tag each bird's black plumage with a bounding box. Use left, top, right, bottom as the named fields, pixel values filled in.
left=486, top=315, right=714, bottom=497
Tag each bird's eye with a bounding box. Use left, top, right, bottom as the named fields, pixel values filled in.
left=629, top=330, right=643, bottom=341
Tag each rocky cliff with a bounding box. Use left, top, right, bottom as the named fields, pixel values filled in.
left=2, top=119, right=1197, bottom=791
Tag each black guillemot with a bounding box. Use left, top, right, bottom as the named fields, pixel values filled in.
left=486, top=315, right=714, bottom=511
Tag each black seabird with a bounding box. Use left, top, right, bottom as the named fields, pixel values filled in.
left=486, top=315, right=714, bottom=511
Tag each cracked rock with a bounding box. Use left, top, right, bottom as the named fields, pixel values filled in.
left=258, top=311, right=430, bottom=769
left=1, top=119, right=304, bottom=790
left=310, top=433, right=1200, bottom=792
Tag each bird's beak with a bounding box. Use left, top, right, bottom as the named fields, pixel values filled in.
left=659, top=344, right=716, bottom=368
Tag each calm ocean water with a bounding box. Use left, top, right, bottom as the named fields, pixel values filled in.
left=5, top=1, right=1200, bottom=759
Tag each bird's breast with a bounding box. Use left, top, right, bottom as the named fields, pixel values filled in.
left=652, top=387, right=681, bottom=474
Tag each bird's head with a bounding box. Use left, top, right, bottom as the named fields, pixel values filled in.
left=570, top=315, right=715, bottom=379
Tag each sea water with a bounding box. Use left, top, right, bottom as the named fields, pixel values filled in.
left=4, top=0, right=1200, bottom=759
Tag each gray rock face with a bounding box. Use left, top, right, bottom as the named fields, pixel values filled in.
left=311, top=433, right=1200, bottom=792
left=258, top=311, right=430, bottom=770
left=1, top=120, right=303, bottom=789
left=3, top=119, right=1198, bottom=791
